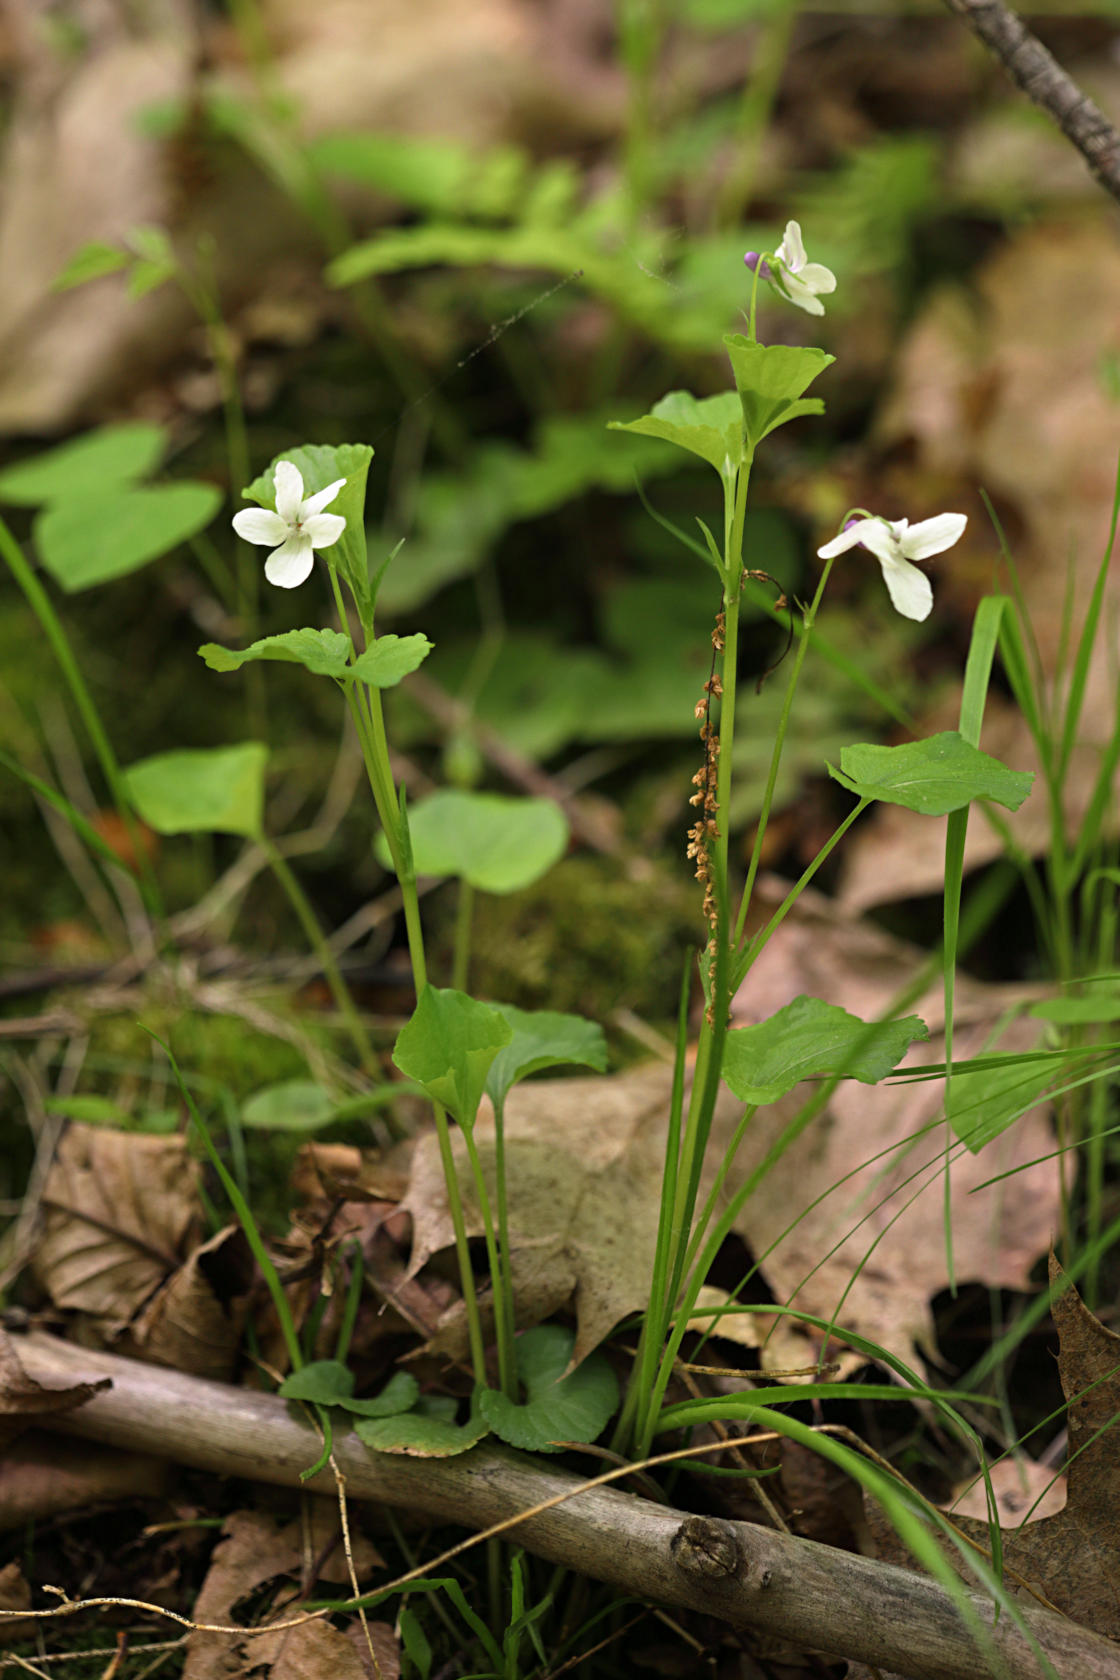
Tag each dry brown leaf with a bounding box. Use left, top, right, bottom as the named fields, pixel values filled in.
left=0, top=1326, right=110, bottom=1449
left=0, top=1430, right=169, bottom=1528
left=858, top=1259, right=1120, bottom=1661
left=255, top=1618, right=399, bottom=1680
left=402, top=1063, right=671, bottom=1369
left=127, top=1224, right=254, bottom=1381
left=32, top=1124, right=202, bottom=1336
left=183, top=1508, right=386, bottom=1680
left=945, top=1455, right=1067, bottom=1525
left=839, top=217, right=1120, bottom=909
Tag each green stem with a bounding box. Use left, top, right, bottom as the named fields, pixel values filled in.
left=259, top=834, right=377, bottom=1074
left=492, top=1095, right=518, bottom=1402
left=432, top=1101, right=487, bottom=1383
left=734, top=555, right=836, bottom=950
left=461, top=1120, right=514, bottom=1395
left=0, top=515, right=164, bottom=920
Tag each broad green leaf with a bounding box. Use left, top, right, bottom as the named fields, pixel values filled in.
left=355, top=1398, right=489, bottom=1457
left=479, top=1324, right=619, bottom=1452
left=722, top=336, right=834, bottom=447
left=241, top=1081, right=336, bottom=1131
left=380, top=791, right=568, bottom=894
left=392, top=986, right=512, bottom=1127
left=485, top=1005, right=607, bottom=1108
left=241, top=444, right=373, bottom=621
left=947, top=1054, right=1056, bottom=1152
left=608, top=389, right=744, bottom=476
left=349, top=633, right=433, bottom=688
left=123, top=743, right=268, bottom=839
left=721, top=994, right=929, bottom=1105
left=35, top=484, right=222, bottom=591
left=1030, top=995, right=1120, bottom=1025
left=0, top=423, right=165, bottom=505
left=279, top=1363, right=418, bottom=1417
left=53, top=241, right=130, bottom=291
left=279, top=1360, right=355, bottom=1405
left=341, top=1372, right=420, bottom=1418
left=198, top=628, right=351, bottom=678
left=828, top=732, right=1034, bottom=816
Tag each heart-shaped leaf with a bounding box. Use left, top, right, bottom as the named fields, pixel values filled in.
left=721, top=995, right=929, bottom=1105
left=392, top=987, right=512, bottom=1128
left=0, top=423, right=165, bottom=505
left=479, top=1324, right=619, bottom=1452
left=828, top=732, right=1034, bottom=816
left=381, top=790, right=568, bottom=894
left=723, top=337, right=834, bottom=448
left=485, top=1006, right=607, bottom=1109
left=608, top=390, right=744, bottom=476
left=349, top=633, right=433, bottom=688
left=123, top=743, right=268, bottom=839
left=35, top=484, right=222, bottom=591
left=279, top=1362, right=419, bottom=1417
left=356, top=1396, right=489, bottom=1457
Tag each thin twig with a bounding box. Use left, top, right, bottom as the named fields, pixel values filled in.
left=940, top=0, right=1120, bottom=203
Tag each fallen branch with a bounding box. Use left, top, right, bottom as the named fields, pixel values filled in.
left=939, top=0, right=1120, bottom=204
left=15, top=1335, right=1120, bottom=1680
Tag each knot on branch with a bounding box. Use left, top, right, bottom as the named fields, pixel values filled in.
left=670, top=1516, right=741, bottom=1581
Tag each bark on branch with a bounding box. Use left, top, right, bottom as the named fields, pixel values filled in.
left=940, top=0, right=1120, bottom=205
left=14, top=1335, right=1120, bottom=1680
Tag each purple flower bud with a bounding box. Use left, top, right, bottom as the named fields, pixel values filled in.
left=743, top=251, right=772, bottom=280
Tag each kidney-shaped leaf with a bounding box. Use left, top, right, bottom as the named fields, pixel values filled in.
left=479, top=1324, right=619, bottom=1452
left=608, top=389, right=744, bottom=476
left=123, top=743, right=268, bottom=839
left=356, top=1396, right=489, bottom=1457
left=35, top=484, right=221, bottom=591
left=241, top=1081, right=336, bottom=1131
left=0, top=423, right=165, bottom=506
left=386, top=790, right=568, bottom=894
left=392, top=986, right=512, bottom=1128
left=279, top=1361, right=418, bottom=1418
left=721, top=994, right=929, bottom=1106
left=485, top=1005, right=607, bottom=1109
left=198, top=628, right=352, bottom=679
left=828, top=731, right=1034, bottom=816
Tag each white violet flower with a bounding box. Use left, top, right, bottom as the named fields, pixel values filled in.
left=744, top=221, right=836, bottom=317
left=817, top=512, right=967, bottom=622
left=232, top=460, right=346, bottom=589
